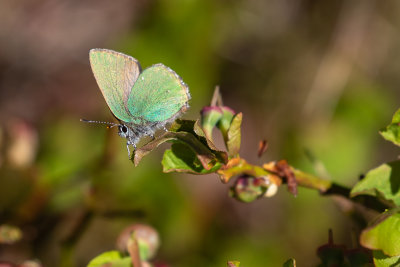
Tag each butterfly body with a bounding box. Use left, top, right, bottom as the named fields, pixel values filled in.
left=87, top=49, right=190, bottom=157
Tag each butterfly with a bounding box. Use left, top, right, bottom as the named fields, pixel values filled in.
left=82, top=49, right=191, bottom=158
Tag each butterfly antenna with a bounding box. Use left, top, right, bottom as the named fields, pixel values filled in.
left=80, top=119, right=118, bottom=128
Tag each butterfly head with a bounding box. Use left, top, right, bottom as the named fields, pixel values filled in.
left=117, top=122, right=143, bottom=149
left=118, top=124, right=133, bottom=139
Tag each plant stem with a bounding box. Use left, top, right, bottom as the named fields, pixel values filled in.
left=218, top=157, right=390, bottom=211
left=293, top=169, right=332, bottom=193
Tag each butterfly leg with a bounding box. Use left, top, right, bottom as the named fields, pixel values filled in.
left=126, top=143, right=131, bottom=159
left=150, top=134, right=155, bottom=140
left=162, top=126, right=168, bottom=132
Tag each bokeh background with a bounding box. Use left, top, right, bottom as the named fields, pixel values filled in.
left=1, top=0, right=400, bottom=266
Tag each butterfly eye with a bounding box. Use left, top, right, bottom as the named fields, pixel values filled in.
left=121, top=125, right=128, bottom=133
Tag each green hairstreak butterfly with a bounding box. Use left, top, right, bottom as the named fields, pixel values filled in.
left=82, top=49, right=191, bottom=157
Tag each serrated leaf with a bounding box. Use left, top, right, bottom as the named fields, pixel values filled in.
left=380, top=108, right=400, bottom=147
left=373, top=250, right=400, bottom=267
left=162, top=143, right=223, bottom=174
left=360, top=208, right=400, bottom=256
left=226, top=113, right=242, bottom=157
left=283, top=258, right=296, bottom=267
left=350, top=161, right=400, bottom=206
left=87, top=251, right=131, bottom=267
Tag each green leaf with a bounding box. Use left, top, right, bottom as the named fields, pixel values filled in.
left=226, top=113, right=242, bottom=157
left=87, top=251, right=131, bottom=267
left=350, top=161, right=400, bottom=206
left=283, top=258, right=296, bottom=267
left=173, top=119, right=228, bottom=163
left=380, top=108, right=400, bottom=146
left=133, top=131, right=218, bottom=169
left=373, top=250, right=400, bottom=267
left=133, top=119, right=227, bottom=170
left=360, top=208, right=400, bottom=256
left=162, top=143, right=223, bottom=174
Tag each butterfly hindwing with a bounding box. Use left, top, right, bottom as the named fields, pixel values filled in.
left=126, top=64, right=190, bottom=124
left=89, top=49, right=141, bottom=122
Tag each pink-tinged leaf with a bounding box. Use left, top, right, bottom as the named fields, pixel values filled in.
left=200, top=106, right=223, bottom=141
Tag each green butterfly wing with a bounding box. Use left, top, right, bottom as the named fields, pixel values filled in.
left=126, top=64, right=190, bottom=124
left=89, top=49, right=141, bottom=122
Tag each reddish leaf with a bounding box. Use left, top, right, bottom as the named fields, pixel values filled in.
left=257, top=140, right=268, bottom=158
left=276, top=160, right=298, bottom=196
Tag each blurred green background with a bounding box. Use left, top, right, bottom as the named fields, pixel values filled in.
left=0, top=0, right=399, bottom=266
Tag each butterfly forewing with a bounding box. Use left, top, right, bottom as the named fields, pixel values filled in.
left=126, top=64, right=190, bottom=124
left=89, top=49, right=141, bottom=122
